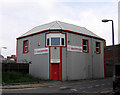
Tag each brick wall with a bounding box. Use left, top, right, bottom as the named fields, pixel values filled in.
left=104, top=44, right=120, bottom=77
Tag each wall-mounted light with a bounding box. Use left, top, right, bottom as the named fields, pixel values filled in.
left=68, top=41, right=70, bottom=43
left=29, top=61, right=32, bottom=64
left=38, top=42, right=40, bottom=46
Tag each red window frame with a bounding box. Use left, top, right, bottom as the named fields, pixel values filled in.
left=96, top=42, right=101, bottom=54
left=82, top=39, right=89, bottom=53
left=23, top=40, right=29, bottom=53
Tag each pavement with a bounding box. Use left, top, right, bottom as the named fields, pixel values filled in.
left=2, top=78, right=112, bottom=89
left=2, top=80, right=89, bottom=89
left=2, top=78, right=119, bottom=94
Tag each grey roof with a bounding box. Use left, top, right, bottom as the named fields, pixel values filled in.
left=19, top=21, right=102, bottom=39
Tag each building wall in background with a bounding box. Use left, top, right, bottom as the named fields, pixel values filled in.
left=118, top=1, right=120, bottom=44
left=104, top=44, right=120, bottom=77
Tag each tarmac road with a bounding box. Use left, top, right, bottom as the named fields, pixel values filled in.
left=2, top=78, right=113, bottom=94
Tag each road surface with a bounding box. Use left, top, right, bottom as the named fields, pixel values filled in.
left=2, top=78, right=113, bottom=94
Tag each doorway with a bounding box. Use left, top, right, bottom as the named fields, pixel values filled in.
left=52, top=64, right=59, bottom=80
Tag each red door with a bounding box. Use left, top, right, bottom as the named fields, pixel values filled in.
left=52, top=64, right=59, bottom=80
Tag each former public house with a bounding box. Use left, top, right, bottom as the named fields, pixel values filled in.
left=17, top=21, right=105, bottom=81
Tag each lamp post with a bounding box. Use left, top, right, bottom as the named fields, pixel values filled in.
left=102, top=19, right=116, bottom=91
left=102, top=19, right=115, bottom=76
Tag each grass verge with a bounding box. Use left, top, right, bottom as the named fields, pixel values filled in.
left=2, top=71, right=40, bottom=84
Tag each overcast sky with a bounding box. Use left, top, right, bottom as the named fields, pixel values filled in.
left=0, top=0, right=119, bottom=57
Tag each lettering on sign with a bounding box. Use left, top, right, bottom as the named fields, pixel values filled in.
left=34, top=48, right=48, bottom=55
left=67, top=45, right=82, bottom=52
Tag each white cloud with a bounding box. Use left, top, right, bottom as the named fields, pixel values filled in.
left=48, top=2, right=118, bottom=45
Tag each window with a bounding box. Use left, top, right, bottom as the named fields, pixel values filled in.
left=96, top=42, right=101, bottom=54
left=46, top=33, right=66, bottom=46
left=23, top=40, right=29, bottom=53
left=61, top=38, right=64, bottom=45
left=47, top=38, right=49, bottom=46
left=51, top=38, right=60, bottom=45
left=82, top=39, right=89, bottom=53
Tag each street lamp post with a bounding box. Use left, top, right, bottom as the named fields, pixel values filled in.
left=102, top=19, right=116, bottom=90
left=102, top=19, right=115, bottom=75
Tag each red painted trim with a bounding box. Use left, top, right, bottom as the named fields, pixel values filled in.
left=87, top=40, right=89, bottom=53
left=103, top=42, right=105, bottom=78
left=23, top=41, right=24, bottom=53
left=82, top=39, right=89, bottom=53
left=59, top=31, right=62, bottom=33
left=95, top=42, right=101, bottom=54
left=59, top=47, right=62, bottom=81
left=16, top=40, right=18, bottom=63
left=17, top=29, right=104, bottom=41
left=45, top=34, right=47, bottom=47
left=49, top=30, right=51, bottom=33
left=23, top=40, right=29, bottom=54
left=49, top=47, right=52, bottom=80
left=65, top=33, right=67, bottom=47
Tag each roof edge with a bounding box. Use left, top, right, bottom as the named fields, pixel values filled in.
left=17, top=29, right=105, bottom=41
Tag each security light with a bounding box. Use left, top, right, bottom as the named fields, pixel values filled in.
left=2, top=47, right=7, bottom=49
left=102, top=19, right=110, bottom=22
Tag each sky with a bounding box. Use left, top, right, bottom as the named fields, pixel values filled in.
left=0, top=0, right=119, bottom=57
